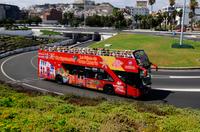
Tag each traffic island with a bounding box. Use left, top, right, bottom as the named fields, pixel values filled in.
left=171, top=43, right=194, bottom=49
left=90, top=33, right=200, bottom=67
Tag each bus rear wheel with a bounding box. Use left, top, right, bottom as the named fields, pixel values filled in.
left=103, top=85, right=115, bottom=95
left=55, top=75, right=63, bottom=84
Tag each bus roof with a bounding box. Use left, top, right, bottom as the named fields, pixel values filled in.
left=39, top=46, right=143, bottom=59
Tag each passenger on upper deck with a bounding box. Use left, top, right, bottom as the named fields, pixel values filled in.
left=40, top=46, right=135, bottom=58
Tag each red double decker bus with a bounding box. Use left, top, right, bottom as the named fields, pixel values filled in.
left=38, top=46, right=157, bottom=98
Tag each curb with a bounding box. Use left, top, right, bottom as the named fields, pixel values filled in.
left=157, top=67, right=200, bottom=71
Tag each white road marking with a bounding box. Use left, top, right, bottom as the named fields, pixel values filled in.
left=152, top=75, right=200, bottom=79
left=152, top=75, right=169, bottom=79
left=0, top=52, right=64, bottom=95
left=152, top=88, right=200, bottom=92
left=170, top=76, right=200, bottom=79
left=1, top=53, right=23, bottom=82
left=30, top=55, right=38, bottom=70
left=23, top=83, right=64, bottom=95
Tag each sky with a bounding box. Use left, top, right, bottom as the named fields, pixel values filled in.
left=1, top=0, right=200, bottom=10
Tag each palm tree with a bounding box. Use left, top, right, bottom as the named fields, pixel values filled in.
left=177, top=9, right=183, bottom=26
left=169, top=0, right=176, bottom=31
left=138, top=15, right=143, bottom=29
left=156, top=10, right=164, bottom=30
left=134, top=14, right=139, bottom=29
left=148, top=0, right=156, bottom=14
left=163, top=11, right=169, bottom=30
left=147, top=14, right=154, bottom=29
left=189, top=0, right=199, bottom=31
left=169, top=0, right=175, bottom=7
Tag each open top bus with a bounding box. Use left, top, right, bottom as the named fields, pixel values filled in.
left=38, top=46, right=157, bottom=98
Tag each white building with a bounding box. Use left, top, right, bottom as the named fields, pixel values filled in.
left=126, top=6, right=149, bottom=26
left=136, top=0, right=148, bottom=8
left=126, top=6, right=149, bottom=17
left=162, top=5, right=200, bottom=25
left=74, top=0, right=95, bottom=4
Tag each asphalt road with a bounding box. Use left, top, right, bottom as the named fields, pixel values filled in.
left=0, top=43, right=200, bottom=108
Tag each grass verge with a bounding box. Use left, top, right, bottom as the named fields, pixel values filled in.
left=0, top=35, right=59, bottom=53
left=90, top=33, right=200, bottom=67
left=0, top=84, right=200, bottom=131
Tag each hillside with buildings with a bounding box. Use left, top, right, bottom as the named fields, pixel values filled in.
left=0, top=0, right=200, bottom=30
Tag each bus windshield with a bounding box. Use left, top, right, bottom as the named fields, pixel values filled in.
left=133, top=50, right=151, bottom=68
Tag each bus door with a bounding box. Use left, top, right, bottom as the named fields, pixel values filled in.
left=84, top=67, right=104, bottom=90
left=76, top=69, right=86, bottom=87
left=113, top=70, right=141, bottom=97
left=68, top=68, right=85, bottom=87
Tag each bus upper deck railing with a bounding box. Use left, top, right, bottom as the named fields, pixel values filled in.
left=40, top=46, right=135, bottom=58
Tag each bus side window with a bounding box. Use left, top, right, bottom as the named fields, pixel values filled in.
left=96, top=73, right=103, bottom=80
left=78, top=70, right=85, bottom=78
left=96, top=70, right=113, bottom=82
left=85, top=70, right=95, bottom=79
left=103, top=73, right=113, bottom=82
left=70, top=69, right=78, bottom=75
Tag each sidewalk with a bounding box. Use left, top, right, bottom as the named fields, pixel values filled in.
left=123, top=29, right=200, bottom=35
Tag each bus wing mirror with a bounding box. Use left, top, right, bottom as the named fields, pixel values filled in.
left=151, top=63, right=158, bottom=71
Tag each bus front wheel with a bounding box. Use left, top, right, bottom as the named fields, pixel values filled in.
left=103, top=85, right=115, bottom=95
left=55, top=75, right=63, bottom=84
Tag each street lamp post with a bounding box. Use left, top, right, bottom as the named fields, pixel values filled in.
left=84, top=0, right=86, bottom=27
left=180, top=0, right=186, bottom=46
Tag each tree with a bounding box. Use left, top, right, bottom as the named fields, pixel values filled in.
left=169, top=0, right=176, bottom=31
left=138, top=15, right=143, bottom=29
left=31, top=16, right=42, bottom=26
left=18, top=20, right=26, bottom=26
left=163, top=11, right=169, bottom=30
left=189, top=0, right=199, bottom=31
left=61, top=12, right=82, bottom=27
left=112, top=8, right=127, bottom=29
left=1, top=19, right=15, bottom=29
left=168, top=10, right=177, bottom=31
left=141, top=15, right=147, bottom=29
left=134, top=14, right=139, bottom=29
left=148, top=0, right=156, bottom=13
left=147, top=14, right=154, bottom=29
left=26, top=18, right=33, bottom=26
left=169, top=0, right=176, bottom=7
left=126, top=19, right=133, bottom=28
left=189, top=11, right=195, bottom=30
left=155, top=11, right=164, bottom=30
left=177, top=9, right=183, bottom=26
left=61, top=12, right=74, bottom=26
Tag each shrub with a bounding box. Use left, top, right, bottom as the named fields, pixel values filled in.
left=0, top=97, right=14, bottom=107
left=16, top=99, right=37, bottom=109
left=56, top=104, right=76, bottom=114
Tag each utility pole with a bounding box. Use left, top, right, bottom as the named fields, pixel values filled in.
left=180, top=0, right=186, bottom=46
